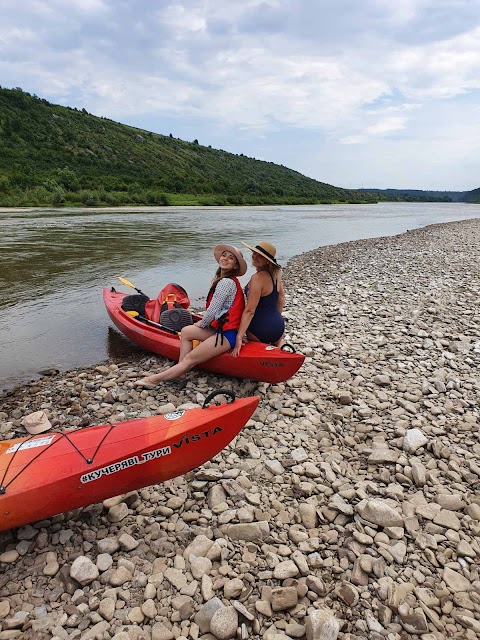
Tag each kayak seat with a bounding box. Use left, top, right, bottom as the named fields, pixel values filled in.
left=160, top=308, right=194, bottom=332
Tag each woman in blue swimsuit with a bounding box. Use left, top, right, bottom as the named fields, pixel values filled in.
left=232, top=240, right=285, bottom=358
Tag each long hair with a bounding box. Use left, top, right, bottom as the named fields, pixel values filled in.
left=264, top=261, right=281, bottom=279
left=211, top=260, right=240, bottom=290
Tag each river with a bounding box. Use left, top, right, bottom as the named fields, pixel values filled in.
left=0, top=202, right=478, bottom=391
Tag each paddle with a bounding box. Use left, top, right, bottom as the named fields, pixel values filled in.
left=122, top=302, right=179, bottom=335
left=136, top=315, right=179, bottom=335
left=118, top=276, right=146, bottom=296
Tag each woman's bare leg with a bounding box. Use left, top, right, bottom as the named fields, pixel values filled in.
left=136, top=333, right=231, bottom=385
left=179, top=325, right=215, bottom=362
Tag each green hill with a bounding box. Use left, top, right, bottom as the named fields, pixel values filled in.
left=0, top=86, right=377, bottom=207
left=461, top=187, right=480, bottom=203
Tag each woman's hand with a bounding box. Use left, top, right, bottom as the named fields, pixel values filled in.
left=232, top=337, right=244, bottom=358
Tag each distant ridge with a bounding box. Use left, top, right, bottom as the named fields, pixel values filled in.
left=0, top=86, right=375, bottom=207
left=358, top=188, right=463, bottom=202
left=461, top=187, right=480, bottom=203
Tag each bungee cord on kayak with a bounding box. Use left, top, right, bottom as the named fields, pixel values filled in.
left=0, top=423, right=117, bottom=494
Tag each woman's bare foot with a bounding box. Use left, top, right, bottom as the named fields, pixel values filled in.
left=133, top=376, right=159, bottom=390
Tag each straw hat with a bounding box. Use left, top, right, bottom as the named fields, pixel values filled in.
left=22, top=410, right=53, bottom=435
left=241, top=240, right=280, bottom=266
left=213, top=244, right=247, bottom=276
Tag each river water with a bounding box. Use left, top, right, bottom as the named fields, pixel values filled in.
left=0, top=202, right=478, bottom=390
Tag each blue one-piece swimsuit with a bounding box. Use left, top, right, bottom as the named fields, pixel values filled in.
left=245, top=272, right=285, bottom=344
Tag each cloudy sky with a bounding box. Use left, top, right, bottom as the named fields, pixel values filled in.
left=1, top=0, right=479, bottom=191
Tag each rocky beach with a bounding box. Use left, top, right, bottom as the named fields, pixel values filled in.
left=1, top=218, right=479, bottom=640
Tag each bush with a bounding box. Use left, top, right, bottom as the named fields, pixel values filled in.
left=52, top=187, right=66, bottom=205
left=0, top=175, right=10, bottom=193
left=82, top=192, right=99, bottom=206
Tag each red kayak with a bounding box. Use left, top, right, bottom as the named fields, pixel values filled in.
left=0, top=392, right=259, bottom=532
left=103, top=288, right=304, bottom=383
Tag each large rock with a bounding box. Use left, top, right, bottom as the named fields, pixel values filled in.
left=209, top=605, right=238, bottom=640
left=357, top=499, right=404, bottom=527
left=70, top=556, right=99, bottom=585
left=403, top=428, right=428, bottom=453
left=271, top=587, right=298, bottom=612
left=195, top=597, right=224, bottom=633
left=151, top=622, right=175, bottom=640
left=273, top=560, right=299, bottom=579
left=224, top=522, right=269, bottom=542
left=433, top=510, right=461, bottom=531
left=183, top=535, right=214, bottom=559
left=443, top=568, right=472, bottom=592
left=305, top=609, right=342, bottom=640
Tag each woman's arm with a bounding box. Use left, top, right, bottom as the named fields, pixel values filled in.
left=198, top=279, right=236, bottom=328
left=232, top=274, right=263, bottom=357
left=277, top=273, right=285, bottom=313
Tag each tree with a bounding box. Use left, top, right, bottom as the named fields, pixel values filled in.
left=0, top=175, right=10, bottom=193
left=56, top=166, right=80, bottom=191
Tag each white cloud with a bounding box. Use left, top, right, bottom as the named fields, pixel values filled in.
left=389, top=26, right=480, bottom=99
left=367, top=116, right=407, bottom=135
left=158, top=3, right=207, bottom=37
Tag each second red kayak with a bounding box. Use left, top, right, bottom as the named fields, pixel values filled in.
left=0, top=392, right=259, bottom=532
left=104, top=288, right=304, bottom=383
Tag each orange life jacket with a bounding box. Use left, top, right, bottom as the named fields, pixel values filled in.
left=206, top=277, right=245, bottom=332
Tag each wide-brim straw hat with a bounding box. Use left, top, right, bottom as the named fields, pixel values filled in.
left=22, top=410, right=53, bottom=435
left=213, top=244, right=247, bottom=276
left=241, top=240, right=281, bottom=266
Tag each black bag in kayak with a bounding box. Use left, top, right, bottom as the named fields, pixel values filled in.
left=121, top=293, right=149, bottom=316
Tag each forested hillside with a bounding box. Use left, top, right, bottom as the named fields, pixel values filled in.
left=461, top=187, right=480, bottom=203
left=0, top=87, right=376, bottom=207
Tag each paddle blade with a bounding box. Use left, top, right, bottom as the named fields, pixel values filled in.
left=125, top=310, right=139, bottom=317
left=118, top=276, right=137, bottom=290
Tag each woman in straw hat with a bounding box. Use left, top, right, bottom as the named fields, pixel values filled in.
left=232, top=240, right=285, bottom=358
left=135, top=244, right=247, bottom=388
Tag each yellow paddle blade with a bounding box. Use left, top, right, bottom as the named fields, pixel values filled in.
left=118, top=276, right=137, bottom=290
left=125, top=310, right=139, bottom=317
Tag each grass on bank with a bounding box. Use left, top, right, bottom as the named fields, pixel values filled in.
left=0, top=187, right=376, bottom=208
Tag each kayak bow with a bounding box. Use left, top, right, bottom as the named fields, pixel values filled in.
left=0, top=393, right=259, bottom=532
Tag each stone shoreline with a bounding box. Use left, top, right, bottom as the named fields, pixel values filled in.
left=1, top=218, right=480, bottom=640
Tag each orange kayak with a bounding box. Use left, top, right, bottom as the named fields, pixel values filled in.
left=0, top=392, right=259, bottom=532
left=103, top=288, right=304, bottom=383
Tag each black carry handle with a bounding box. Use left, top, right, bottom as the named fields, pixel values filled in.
left=202, top=389, right=236, bottom=408
left=137, top=315, right=179, bottom=335
left=280, top=343, right=296, bottom=353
